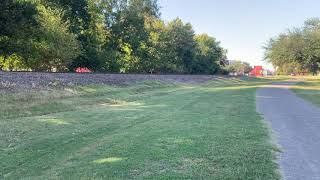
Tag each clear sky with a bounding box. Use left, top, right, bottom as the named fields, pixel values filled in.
left=159, top=0, right=320, bottom=69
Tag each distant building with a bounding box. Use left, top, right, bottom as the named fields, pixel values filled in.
left=250, top=66, right=274, bottom=77
left=250, top=66, right=263, bottom=77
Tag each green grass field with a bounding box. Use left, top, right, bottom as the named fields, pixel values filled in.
left=293, top=77, right=320, bottom=106
left=0, top=78, right=280, bottom=179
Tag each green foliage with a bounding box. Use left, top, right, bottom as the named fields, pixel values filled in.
left=164, top=18, right=196, bottom=73
left=31, top=4, right=82, bottom=71
left=0, top=0, right=38, bottom=62
left=225, top=61, right=252, bottom=75
left=265, top=18, right=320, bottom=75
left=0, top=0, right=227, bottom=74
left=0, top=0, right=81, bottom=71
left=102, top=0, right=161, bottom=73
left=193, top=34, right=226, bottom=74
left=0, top=54, right=26, bottom=71
left=45, top=0, right=91, bottom=34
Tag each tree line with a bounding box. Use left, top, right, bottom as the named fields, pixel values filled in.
left=265, top=18, right=320, bottom=75
left=0, top=0, right=228, bottom=74
left=224, top=61, right=252, bottom=75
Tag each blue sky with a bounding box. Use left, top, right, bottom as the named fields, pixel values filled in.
left=159, top=0, right=320, bottom=69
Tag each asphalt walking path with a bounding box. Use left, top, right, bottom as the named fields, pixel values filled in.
left=257, top=82, right=320, bottom=180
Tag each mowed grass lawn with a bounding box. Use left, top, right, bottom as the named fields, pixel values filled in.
left=293, top=77, right=320, bottom=106
left=0, top=78, right=280, bottom=179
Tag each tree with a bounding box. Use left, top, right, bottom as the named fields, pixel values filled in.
left=265, top=18, right=320, bottom=75
left=30, top=4, right=82, bottom=71
left=45, top=0, right=107, bottom=71
left=225, top=61, right=252, bottom=75
left=67, top=0, right=110, bottom=71
left=192, top=34, right=226, bottom=74
left=160, top=18, right=196, bottom=73
left=0, top=0, right=38, bottom=69
left=102, top=0, right=160, bottom=73
left=0, top=1, right=81, bottom=71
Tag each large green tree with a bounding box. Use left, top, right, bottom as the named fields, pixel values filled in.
left=265, top=18, right=320, bottom=75
left=192, top=34, right=226, bottom=74
left=29, top=4, right=82, bottom=71
left=0, top=0, right=81, bottom=71
left=102, top=0, right=160, bottom=73
left=159, top=18, right=196, bottom=73
left=45, top=0, right=107, bottom=71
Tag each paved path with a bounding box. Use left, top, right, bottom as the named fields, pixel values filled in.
left=257, top=82, right=320, bottom=180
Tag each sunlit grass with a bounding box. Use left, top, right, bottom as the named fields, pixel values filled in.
left=93, top=157, right=124, bottom=164
left=38, top=118, right=70, bottom=125
left=0, top=79, right=280, bottom=179
left=292, top=77, right=320, bottom=106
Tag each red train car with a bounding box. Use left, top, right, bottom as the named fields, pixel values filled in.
left=250, top=66, right=263, bottom=77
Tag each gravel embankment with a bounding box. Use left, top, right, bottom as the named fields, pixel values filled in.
left=0, top=71, right=220, bottom=91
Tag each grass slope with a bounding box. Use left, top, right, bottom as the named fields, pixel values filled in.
left=0, top=78, right=280, bottom=179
